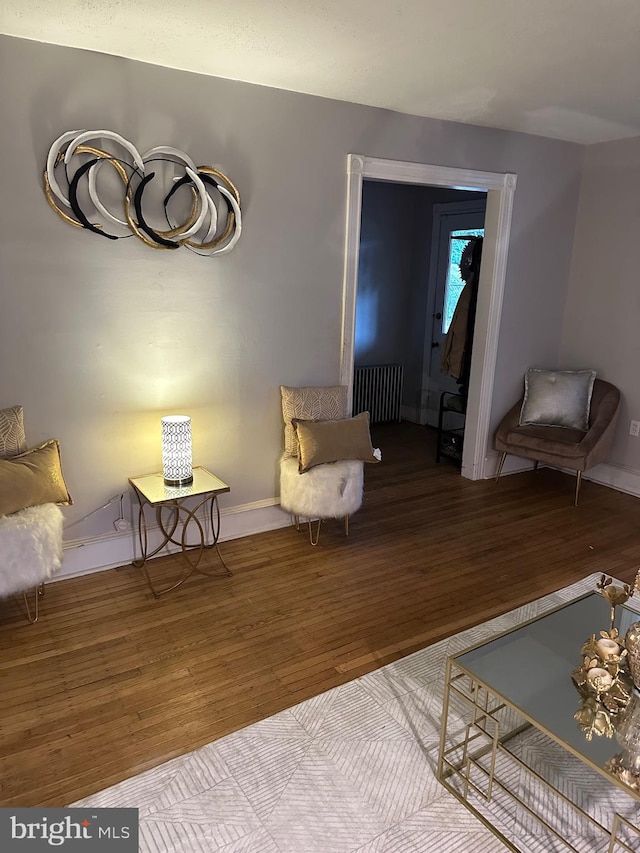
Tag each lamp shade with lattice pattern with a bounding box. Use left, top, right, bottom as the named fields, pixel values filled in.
left=162, top=415, right=193, bottom=486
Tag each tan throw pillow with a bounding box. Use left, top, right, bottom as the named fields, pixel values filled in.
left=0, top=405, right=27, bottom=459
left=0, top=439, right=73, bottom=517
left=519, top=368, right=596, bottom=431
left=280, top=385, right=349, bottom=458
left=293, top=412, right=380, bottom=473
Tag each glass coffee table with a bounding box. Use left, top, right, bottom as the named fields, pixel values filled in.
left=437, top=591, right=640, bottom=852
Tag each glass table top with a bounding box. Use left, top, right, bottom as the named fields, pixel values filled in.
left=455, top=591, right=640, bottom=789
left=129, top=467, right=230, bottom=505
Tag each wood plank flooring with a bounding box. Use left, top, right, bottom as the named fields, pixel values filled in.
left=1, top=422, right=639, bottom=806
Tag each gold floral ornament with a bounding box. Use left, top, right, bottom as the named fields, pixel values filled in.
left=574, top=628, right=631, bottom=696
left=605, top=755, right=640, bottom=793
left=596, top=573, right=634, bottom=631
left=573, top=573, right=640, bottom=789
left=574, top=695, right=615, bottom=740
left=573, top=624, right=633, bottom=740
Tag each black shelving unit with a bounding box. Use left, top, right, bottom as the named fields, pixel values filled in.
left=436, top=391, right=466, bottom=466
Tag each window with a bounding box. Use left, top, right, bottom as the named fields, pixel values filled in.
left=442, top=229, right=484, bottom=334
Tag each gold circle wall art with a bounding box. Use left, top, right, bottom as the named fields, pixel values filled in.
left=43, top=130, right=242, bottom=256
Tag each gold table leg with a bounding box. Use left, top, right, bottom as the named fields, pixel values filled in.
left=609, top=813, right=640, bottom=853
left=22, top=583, right=45, bottom=624
left=132, top=492, right=232, bottom=598
left=438, top=659, right=640, bottom=852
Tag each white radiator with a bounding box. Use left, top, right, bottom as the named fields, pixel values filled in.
left=353, top=364, right=403, bottom=423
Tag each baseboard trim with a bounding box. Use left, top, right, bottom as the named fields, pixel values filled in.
left=58, top=499, right=291, bottom=581
left=59, top=456, right=640, bottom=582
left=483, top=452, right=535, bottom=479
left=581, top=461, right=640, bottom=498
left=483, top=452, right=640, bottom=499
left=400, top=405, right=424, bottom=425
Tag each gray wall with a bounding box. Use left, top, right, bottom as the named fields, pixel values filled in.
left=0, top=35, right=583, bottom=540
left=560, top=135, right=640, bottom=471
left=355, top=181, right=419, bottom=368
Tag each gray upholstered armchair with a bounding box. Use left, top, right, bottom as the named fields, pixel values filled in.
left=494, top=378, right=621, bottom=505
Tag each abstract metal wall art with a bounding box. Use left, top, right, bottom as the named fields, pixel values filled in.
left=43, top=130, right=242, bottom=256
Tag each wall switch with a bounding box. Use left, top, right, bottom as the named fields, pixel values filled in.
left=114, top=518, right=131, bottom=532
left=630, top=420, right=640, bottom=437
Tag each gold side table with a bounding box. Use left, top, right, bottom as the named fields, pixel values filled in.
left=129, top=466, right=232, bottom=598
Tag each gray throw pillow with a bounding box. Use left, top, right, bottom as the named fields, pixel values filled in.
left=519, top=368, right=597, bottom=431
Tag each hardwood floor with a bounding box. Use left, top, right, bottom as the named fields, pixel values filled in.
left=2, top=421, right=639, bottom=807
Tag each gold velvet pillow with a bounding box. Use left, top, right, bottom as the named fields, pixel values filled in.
left=280, top=385, right=349, bottom=458
left=0, top=404, right=27, bottom=459
left=292, top=412, right=380, bottom=473
left=0, top=438, right=73, bottom=517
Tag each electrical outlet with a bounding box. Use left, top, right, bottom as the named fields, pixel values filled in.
left=114, top=518, right=131, bottom=532
left=630, top=420, right=640, bottom=437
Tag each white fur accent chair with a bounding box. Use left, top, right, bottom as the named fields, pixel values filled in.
left=0, top=503, right=64, bottom=623
left=280, top=455, right=364, bottom=544
left=0, top=405, right=69, bottom=622
left=279, top=385, right=365, bottom=545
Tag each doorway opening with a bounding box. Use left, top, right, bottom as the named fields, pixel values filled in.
left=352, top=185, right=486, bottom=430
left=340, top=155, right=517, bottom=481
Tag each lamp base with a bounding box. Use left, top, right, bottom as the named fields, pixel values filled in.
left=164, top=475, right=194, bottom=487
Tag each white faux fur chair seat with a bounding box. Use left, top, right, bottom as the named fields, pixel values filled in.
left=0, top=503, right=64, bottom=622
left=279, top=455, right=364, bottom=544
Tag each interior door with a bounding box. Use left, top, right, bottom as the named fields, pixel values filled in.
left=424, top=202, right=486, bottom=426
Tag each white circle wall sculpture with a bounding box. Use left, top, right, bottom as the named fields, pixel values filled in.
left=43, top=130, right=242, bottom=256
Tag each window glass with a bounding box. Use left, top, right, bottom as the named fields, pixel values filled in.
left=442, top=229, right=484, bottom=333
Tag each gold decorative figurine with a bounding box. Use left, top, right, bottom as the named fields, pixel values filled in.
left=572, top=573, right=639, bottom=741
left=596, top=573, right=634, bottom=631
left=624, top=567, right=640, bottom=692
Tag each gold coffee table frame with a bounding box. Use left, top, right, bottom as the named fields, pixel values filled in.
left=129, top=467, right=232, bottom=598
left=437, top=592, right=640, bottom=853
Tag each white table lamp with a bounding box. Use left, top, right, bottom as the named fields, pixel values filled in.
left=162, top=415, right=193, bottom=486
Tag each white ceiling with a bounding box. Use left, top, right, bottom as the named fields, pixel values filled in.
left=3, top=0, right=640, bottom=145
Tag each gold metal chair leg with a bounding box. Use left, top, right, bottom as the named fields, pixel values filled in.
left=308, top=519, right=322, bottom=546
left=22, top=583, right=44, bottom=624
left=344, top=515, right=349, bottom=537
left=495, top=452, right=507, bottom=482
left=575, top=470, right=582, bottom=506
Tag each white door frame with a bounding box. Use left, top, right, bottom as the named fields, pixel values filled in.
left=340, top=154, right=517, bottom=481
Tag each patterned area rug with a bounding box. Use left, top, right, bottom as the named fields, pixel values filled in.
left=72, top=574, right=639, bottom=852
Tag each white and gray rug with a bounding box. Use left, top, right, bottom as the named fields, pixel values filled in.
left=72, top=574, right=639, bottom=852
